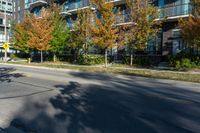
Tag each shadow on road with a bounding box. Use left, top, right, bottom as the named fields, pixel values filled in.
left=0, top=67, right=24, bottom=82
left=3, top=71, right=200, bottom=133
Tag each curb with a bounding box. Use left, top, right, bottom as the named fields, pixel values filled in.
left=0, top=63, right=81, bottom=73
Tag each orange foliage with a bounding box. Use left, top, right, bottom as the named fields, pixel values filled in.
left=179, top=0, right=200, bottom=49
left=90, top=0, right=118, bottom=49
left=121, top=0, right=161, bottom=50
left=27, top=9, right=53, bottom=51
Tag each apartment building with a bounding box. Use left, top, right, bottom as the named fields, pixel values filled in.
left=15, top=0, right=192, bottom=57
left=25, top=0, right=65, bottom=16
left=13, top=0, right=27, bottom=23
left=62, top=0, right=191, bottom=56
left=0, top=0, right=13, bottom=56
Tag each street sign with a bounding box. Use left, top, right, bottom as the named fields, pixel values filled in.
left=3, top=43, right=9, bottom=50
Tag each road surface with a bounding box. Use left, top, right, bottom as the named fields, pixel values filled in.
left=0, top=63, right=200, bottom=133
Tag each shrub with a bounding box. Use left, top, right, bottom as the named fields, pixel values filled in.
left=122, top=56, right=130, bottom=65
left=169, top=51, right=200, bottom=69
left=122, top=56, right=152, bottom=67
left=181, top=58, right=191, bottom=68
left=10, top=54, right=17, bottom=60
left=137, top=57, right=152, bottom=66
left=175, top=61, right=181, bottom=69
left=77, top=54, right=104, bottom=65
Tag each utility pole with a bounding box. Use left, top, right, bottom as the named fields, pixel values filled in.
left=4, top=0, right=7, bottom=63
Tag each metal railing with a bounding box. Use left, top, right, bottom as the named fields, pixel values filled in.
left=26, top=0, right=48, bottom=9
left=63, top=0, right=90, bottom=12
left=31, top=0, right=47, bottom=3
left=115, top=13, right=131, bottom=24
left=159, top=3, right=192, bottom=18
left=65, top=3, right=192, bottom=26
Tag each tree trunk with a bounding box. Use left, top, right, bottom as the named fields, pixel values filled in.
left=41, top=50, right=43, bottom=63
left=85, top=42, right=88, bottom=55
left=130, top=49, right=133, bottom=66
left=105, top=48, right=108, bottom=68
left=76, top=48, right=80, bottom=62
left=53, top=53, right=56, bottom=62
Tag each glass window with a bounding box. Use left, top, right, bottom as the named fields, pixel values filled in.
left=172, top=29, right=181, bottom=38
left=146, top=30, right=162, bottom=55
left=158, top=0, right=164, bottom=8
left=0, top=18, right=3, bottom=25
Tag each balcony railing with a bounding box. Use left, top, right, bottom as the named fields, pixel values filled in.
left=115, top=13, right=131, bottom=24
left=106, top=0, right=124, bottom=3
left=65, top=3, right=192, bottom=27
left=28, top=0, right=48, bottom=5
left=159, top=3, right=192, bottom=18
left=0, top=1, right=12, bottom=12
left=31, top=0, right=47, bottom=3
left=27, top=0, right=48, bottom=10
left=116, top=4, right=192, bottom=23
left=63, top=0, right=90, bottom=13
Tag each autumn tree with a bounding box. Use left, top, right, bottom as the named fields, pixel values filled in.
left=27, top=8, right=54, bottom=63
left=90, top=0, right=118, bottom=67
left=179, top=0, right=200, bottom=50
left=192, top=0, right=200, bottom=14
left=48, top=4, right=70, bottom=62
left=12, top=16, right=32, bottom=54
left=69, top=8, right=92, bottom=61
left=122, top=0, right=161, bottom=65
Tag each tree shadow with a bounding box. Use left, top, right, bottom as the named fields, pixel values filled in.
left=49, top=81, right=200, bottom=133
left=0, top=67, right=24, bottom=82
left=4, top=73, right=200, bottom=133
left=49, top=82, right=157, bottom=133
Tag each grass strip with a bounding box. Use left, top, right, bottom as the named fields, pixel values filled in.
left=5, top=62, right=200, bottom=83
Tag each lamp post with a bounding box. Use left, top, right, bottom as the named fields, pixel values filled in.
left=4, top=0, right=7, bottom=63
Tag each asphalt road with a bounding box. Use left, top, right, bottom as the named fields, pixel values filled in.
left=0, top=63, right=200, bottom=133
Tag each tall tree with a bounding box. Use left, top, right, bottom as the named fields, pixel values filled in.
left=192, top=0, right=200, bottom=14
left=48, top=4, right=70, bottom=62
left=179, top=0, right=200, bottom=50
left=123, top=0, right=161, bottom=65
left=90, top=0, right=118, bottom=67
left=69, top=8, right=92, bottom=61
left=12, top=16, right=32, bottom=54
left=27, top=8, right=53, bottom=63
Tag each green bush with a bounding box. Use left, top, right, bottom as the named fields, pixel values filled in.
left=181, top=58, right=192, bottom=68
left=175, top=61, right=181, bottom=69
left=137, top=57, right=152, bottom=66
left=122, top=56, right=152, bottom=67
left=77, top=54, right=104, bottom=65
left=169, top=52, right=200, bottom=69
left=10, top=54, right=17, bottom=60
left=122, top=56, right=130, bottom=65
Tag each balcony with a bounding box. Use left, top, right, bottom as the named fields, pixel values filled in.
left=29, top=0, right=48, bottom=11
left=0, top=2, right=13, bottom=12
left=115, top=13, right=131, bottom=25
left=106, top=0, right=124, bottom=5
left=159, top=3, right=192, bottom=19
left=62, top=0, right=90, bottom=14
